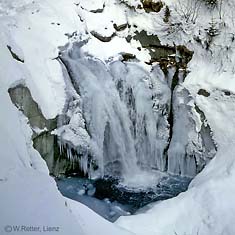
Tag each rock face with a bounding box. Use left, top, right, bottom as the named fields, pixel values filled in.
left=141, top=0, right=164, bottom=13
left=8, top=85, right=81, bottom=176
left=167, top=87, right=216, bottom=176
left=133, top=30, right=175, bottom=62
left=8, top=85, right=56, bottom=130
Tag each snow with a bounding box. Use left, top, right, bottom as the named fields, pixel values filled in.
left=82, top=36, right=150, bottom=62
left=116, top=1, right=235, bottom=234
left=117, top=54, right=235, bottom=234
left=117, top=146, right=235, bottom=235
left=0, top=0, right=85, bottom=119
left=0, top=1, right=134, bottom=234
left=120, top=0, right=142, bottom=8
left=0, top=36, right=82, bottom=234
left=68, top=198, right=133, bottom=235
left=78, top=0, right=105, bottom=12
left=1, top=0, right=235, bottom=235
left=0, top=170, right=84, bottom=235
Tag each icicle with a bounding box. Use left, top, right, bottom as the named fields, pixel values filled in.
left=58, top=139, right=63, bottom=155
left=59, top=44, right=174, bottom=182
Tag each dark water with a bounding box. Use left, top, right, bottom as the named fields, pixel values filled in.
left=56, top=174, right=192, bottom=222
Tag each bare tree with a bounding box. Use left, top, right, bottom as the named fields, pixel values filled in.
left=174, top=0, right=202, bottom=24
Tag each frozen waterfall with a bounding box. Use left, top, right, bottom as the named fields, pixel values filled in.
left=55, top=41, right=216, bottom=184
left=57, top=42, right=171, bottom=182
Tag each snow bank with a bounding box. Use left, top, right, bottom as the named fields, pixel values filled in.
left=68, top=199, right=133, bottom=235
left=0, top=36, right=82, bottom=234
left=0, top=1, right=133, bottom=235
left=117, top=146, right=235, bottom=235
left=116, top=1, right=235, bottom=234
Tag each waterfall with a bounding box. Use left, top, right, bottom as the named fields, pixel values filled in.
left=57, top=42, right=171, bottom=182
left=56, top=41, right=216, bottom=183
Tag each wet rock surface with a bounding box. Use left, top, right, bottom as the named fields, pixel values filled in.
left=8, top=85, right=82, bottom=176
left=141, top=0, right=164, bottom=13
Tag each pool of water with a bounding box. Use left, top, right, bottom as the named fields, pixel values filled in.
left=56, top=173, right=192, bottom=222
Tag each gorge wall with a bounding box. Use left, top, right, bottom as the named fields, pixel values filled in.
left=7, top=0, right=217, bottom=180
left=8, top=41, right=216, bottom=179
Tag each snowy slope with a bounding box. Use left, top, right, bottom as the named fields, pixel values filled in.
left=0, top=1, right=133, bottom=235
left=117, top=88, right=235, bottom=234
left=0, top=35, right=82, bottom=235
left=0, top=0, right=84, bottom=119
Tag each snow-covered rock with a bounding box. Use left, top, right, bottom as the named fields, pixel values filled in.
left=1, top=0, right=235, bottom=234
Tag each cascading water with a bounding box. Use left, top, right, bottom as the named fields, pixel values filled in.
left=57, top=41, right=171, bottom=185
left=55, top=40, right=216, bottom=187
